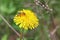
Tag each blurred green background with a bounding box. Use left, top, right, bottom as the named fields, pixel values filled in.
left=0, top=0, right=60, bottom=40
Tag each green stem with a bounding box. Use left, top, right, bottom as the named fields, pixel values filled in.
left=43, top=25, right=51, bottom=40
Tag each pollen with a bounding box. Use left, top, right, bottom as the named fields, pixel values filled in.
left=13, top=9, right=39, bottom=30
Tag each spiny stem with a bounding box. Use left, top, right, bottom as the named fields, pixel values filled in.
left=34, top=0, right=52, bottom=12
left=34, top=0, right=59, bottom=40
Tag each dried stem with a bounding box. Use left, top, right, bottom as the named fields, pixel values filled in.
left=34, top=0, right=59, bottom=40
left=50, top=26, right=59, bottom=36
left=34, top=0, right=52, bottom=12
left=0, top=14, right=20, bottom=37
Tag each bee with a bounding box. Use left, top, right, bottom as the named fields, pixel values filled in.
left=17, top=11, right=25, bottom=17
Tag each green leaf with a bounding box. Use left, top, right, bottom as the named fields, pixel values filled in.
left=1, top=34, right=8, bottom=40
left=0, top=18, right=2, bottom=23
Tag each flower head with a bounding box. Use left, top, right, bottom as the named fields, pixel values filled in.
left=13, top=9, right=39, bottom=30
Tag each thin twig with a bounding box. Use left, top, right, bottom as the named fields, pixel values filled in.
left=34, top=0, right=52, bottom=12
left=34, top=0, right=59, bottom=40
left=50, top=26, right=59, bottom=35
left=0, top=14, right=20, bottom=37
left=49, top=26, right=59, bottom=40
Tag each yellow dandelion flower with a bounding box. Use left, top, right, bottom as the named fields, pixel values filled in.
left=13, top=9, right=39, bottom=30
